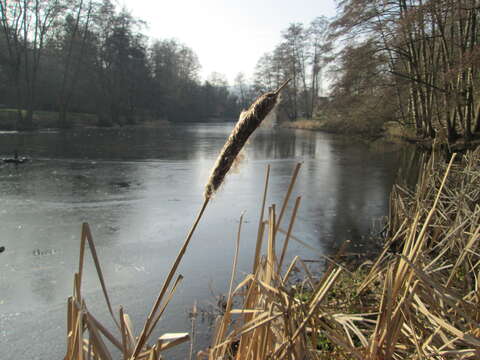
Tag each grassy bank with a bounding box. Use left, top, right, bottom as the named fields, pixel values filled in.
left=281, top=118, right=407, bottom=152
left=281, top=118, right=417, bottom=148
left=308, top=149, right=480, bottom=358
left=282, top=117, right=385, bottom=138
left=283, top=118, right=480, bottom=153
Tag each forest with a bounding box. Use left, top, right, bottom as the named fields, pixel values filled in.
left=252, top=0, right=480, bottom=142
left=0, top=0, right=241, bottom=129
left=2, top=0, right=480, bottom=144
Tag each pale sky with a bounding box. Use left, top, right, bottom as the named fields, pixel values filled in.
left=121, top=0, right=337, bottom=84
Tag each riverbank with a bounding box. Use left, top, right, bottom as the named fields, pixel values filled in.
left=0, top=108, right=171, bottom=130
left=206, top=148, right=480, bottom=359
left=311, top=149, right=480, bottom=358
left=281, top=118, right=392, bottom=146
left=0, top=108, right=96, bottom=130
left=281, top=118, right=409, bottom=153
left=282, top=118, right=380, bottom=137
left=283, top=118, right=480, bottom=152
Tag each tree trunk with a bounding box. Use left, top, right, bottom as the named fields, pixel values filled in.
left=58, top=104, right=70, bottom=129
left=22, top=108, right=34, bottom=130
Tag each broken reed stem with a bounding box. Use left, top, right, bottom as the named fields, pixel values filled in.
left=275, top=162, right=301, bottom=233
left=212, top=214, right=243, bottom=358
left=130, top=198, right=209, bottom=359
left=254, top=165, right=270, bottom=273
left=278, top=196, right=301, bottom=270
left=204, top=79, right=291, bottom=199
left=79, top=223, right=120, bottom=330
left=188, top=301, right=197, bottom=360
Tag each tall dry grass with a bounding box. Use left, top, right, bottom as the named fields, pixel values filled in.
left=204, top=149, right=480, bottom=359
left=63, top=79, right=479, bottom=359
left=63, top=82, right=290, bottom=360
left=65, top=147, right=480, bottom=359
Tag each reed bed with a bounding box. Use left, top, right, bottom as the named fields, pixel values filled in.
left=64, top=148, right=480, bottom=359
left=203, top=149, right=480, bottom=359
left=63, top=82, right=290, bottom=360
left=64, top=223, right=191, bottom=360
left=63, top=78, right=480, bottom=359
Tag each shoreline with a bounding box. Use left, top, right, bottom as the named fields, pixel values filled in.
left=206, top=148, right=480, bottom=358
left=0, top=108, right=238, bottom=131
left=281, top=119, right=406, bottom=152
left=282, top=119, right=480, bottom=152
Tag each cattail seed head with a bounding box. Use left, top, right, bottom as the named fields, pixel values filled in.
left=204, top=80, right=290, bottom=199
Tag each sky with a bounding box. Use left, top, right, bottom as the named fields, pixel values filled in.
left=121, top=0, right=337, bottom=84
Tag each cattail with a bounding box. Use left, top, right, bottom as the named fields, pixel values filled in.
left=204, top=79, right=290, bottom=199
left=130, top=81, right=290, bottom=359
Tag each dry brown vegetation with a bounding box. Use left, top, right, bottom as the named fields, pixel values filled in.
left=62, top=78, right=480, bottom=360
left=281, top=117, right=383, bottom=136
left=64, top=147, right=480, bottom=359
left=63, top=83, right=288, bottom=360
left=205, top=149, right=480, bottom=359
left=64, top=223, right=191, bottom=360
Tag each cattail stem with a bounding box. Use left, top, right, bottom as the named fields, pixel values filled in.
left=131, top=81, right=290, bottom=359
left=130, top=197, right=209, bottom=359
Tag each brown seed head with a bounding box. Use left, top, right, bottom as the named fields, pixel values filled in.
left=204, top=80, right=290, bottom=199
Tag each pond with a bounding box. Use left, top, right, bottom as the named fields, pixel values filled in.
left=0, top=123, right=403, bottom=359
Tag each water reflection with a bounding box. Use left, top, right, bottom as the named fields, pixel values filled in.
left=0, top=124, right=352, bottom=161
left=0, top=123, right=404, bottom=359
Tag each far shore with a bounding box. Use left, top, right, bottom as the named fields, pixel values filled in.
left=282, top=118, right=480, bottom=152
left=0, top=108, right=237, bottom=131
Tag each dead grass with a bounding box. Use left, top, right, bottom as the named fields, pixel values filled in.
left=64, top=223, right=191, bottom=360
left=63, top=83, right=289, bottom=360
left=63, top=95, right=480, bottom=359
left=282, top=117, right=384, bottom=137
left=204, top=148, right=480, bottom=359
left=282, top=119, right=326, bottom=131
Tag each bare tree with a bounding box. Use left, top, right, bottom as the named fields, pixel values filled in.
left=57, top=0, right=93, bottom=128
left=308, top=16, right=331, bottom=118
left=332, top=0, right=480, bottom=141
left=0, top=0, right=65, bottom=129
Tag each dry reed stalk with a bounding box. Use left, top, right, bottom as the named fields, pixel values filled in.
left=65, top=223, right=190, bottom=360
left=312, top=150, right=480, bottom=359
left=65, top=82, right=291, bottom=360
left=130, top=80, right=290, bottom=359
left=188, top=301, right=198, bottom=360
left=254, top=164, right=270, bottom=273
left=205, top=149, right=480, bottom=360
left=278, top=196, right=301, bottom=270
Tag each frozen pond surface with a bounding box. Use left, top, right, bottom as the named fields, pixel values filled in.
left=0, top=123, right=402, bottom=359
